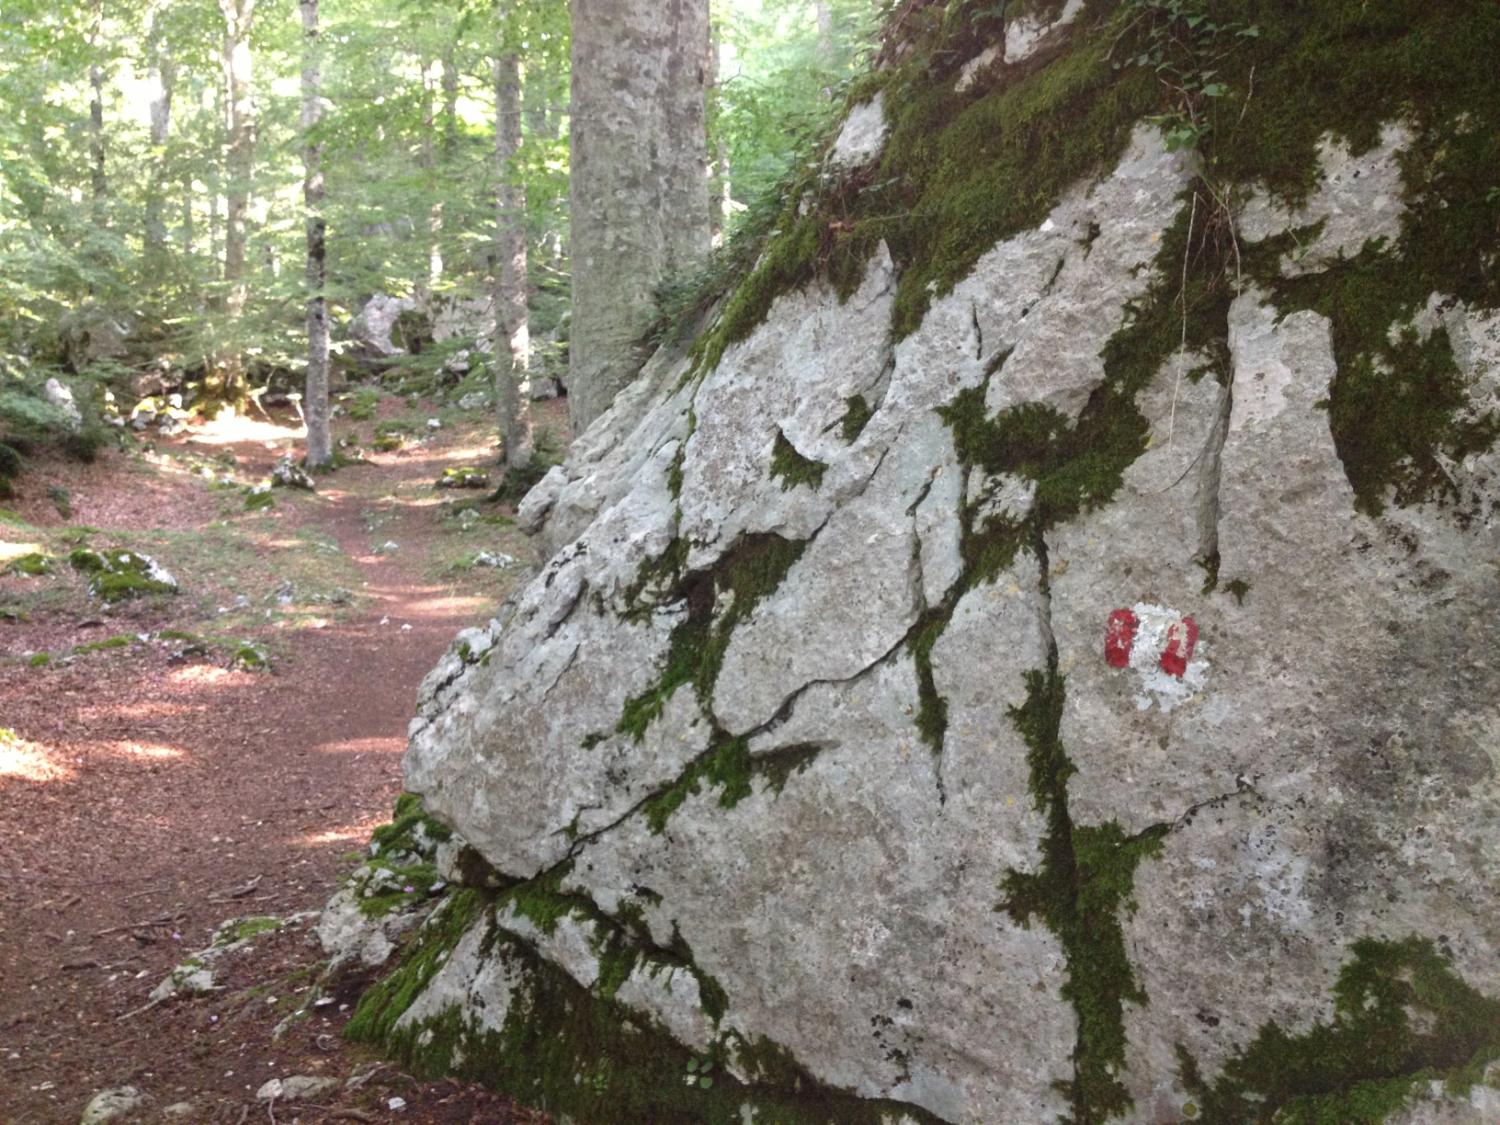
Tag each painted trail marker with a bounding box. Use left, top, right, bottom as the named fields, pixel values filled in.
left=1104, top=602, right=1207, bottom=711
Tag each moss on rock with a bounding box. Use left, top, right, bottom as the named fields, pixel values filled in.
left=4, top=552, right=51, bottom=577
left=617, top=533, right=806, bottom=742
left=1177, top=937, right=1500, bottom=1124
left=68, top=547, right=178, bottom=603
left=352, top=892, right=944, bottom=1125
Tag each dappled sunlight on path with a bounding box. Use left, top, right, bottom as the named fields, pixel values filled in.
left=0, top=399, right=552, bottom=1122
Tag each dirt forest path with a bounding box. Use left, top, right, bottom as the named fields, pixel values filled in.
left=0, top=400, right=560, bottom=1123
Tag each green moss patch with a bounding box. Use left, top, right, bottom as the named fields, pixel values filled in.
left=68, top=547, right=178, bottom=603
left=243, top=486, right=275, bottom=512
left=72, top=634, right=135, bottom=656
left=642, top=737, right=821, bottom=835
left=768, top=430, right=828, bottom=491
left=4, top=552, right=51, bottom=577
left=353, top=896, right=943, bottom=1125
left=838, top=394, right=875, bottom=443
left=436, top=466, right=492, bottom=490
left=617, top=533, right=806, bottom=742
left=344, top=888, right=490, bottom=1043
left=1178, top=937, right=1500, bottom=1124
left=212, top=915, right=283, bottom=947
left=229, top=641, right=271, bottom=672
left=995, top=655, right=1166, bottom=1123
left=371, top=792, right=454, bottom=859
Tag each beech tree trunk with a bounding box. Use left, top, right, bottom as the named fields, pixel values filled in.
left=441, top=43, right=459, bottom=158
left=300, top=0, right=331, bottom=467
left=493, top=49, right=533, bottom=470
left=218, top=0, right=257, bottom=399
left=421, top=58, right=443, bottom=290
left=88, top=0, right=107, bottom=225
left=145, top=5, right=174, bottom=266
left=816, top=2, right=835, bottom=62
left=567, top=0, right=712, bottom=433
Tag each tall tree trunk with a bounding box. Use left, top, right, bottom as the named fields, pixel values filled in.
left=145, top=5, right=174, bottom=267
left=181, top=175, right=195, bottom=258
left=816, top=1, right=836, bottom=99
left=816, top=2, right=835, bottom=62
left=87, top=0, right=107, bottom=226
left=567, top=0, right=712, bottom=433
left=421, top=59, right=443, bottom=291
left=300, top=0, right=331, bottom=467
left=493, top=50, right=533, bottom=471
left=209, top=75, right=223, bottom=272
left=218, top=0, right=257, bottom=401
left=441, top=42, right=459, bottom=158
left=707, top=18, right=725, bottom=244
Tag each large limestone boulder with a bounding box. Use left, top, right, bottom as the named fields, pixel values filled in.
left=346, top=5, right=1500, bottom=1123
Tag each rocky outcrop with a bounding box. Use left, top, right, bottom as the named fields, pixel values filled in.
left=347, top=3, right=1500, bottom=1122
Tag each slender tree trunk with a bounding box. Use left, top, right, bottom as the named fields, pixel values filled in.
left=208, top=77, right=223, bottom=270
left=420, top=59, right=443, bottom=291
left=87, top=0, right=107, bottom=226
left=816, top=2, right=836, bottom=99
left=707, top=19, right=725, bottom=244
left=493, top=50, right=533, bottom=470
left=568, top=0, right=712, bottom=432
left=300, top=0, right=331, bottom=467
left=145, top=5, right=174, bottom=267
left=441, top=43, right=459, bottom=158
left=218, top=0, right=257, bottom=401
left=181, top=175, right=195, bottom=258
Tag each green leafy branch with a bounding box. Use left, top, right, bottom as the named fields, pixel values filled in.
left=1116, top=0, right=1260, bottom=153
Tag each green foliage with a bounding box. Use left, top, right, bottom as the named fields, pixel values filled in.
left=346, top=387, right=381, bottom=422
left=1118, top=0, right=1260, bottom=152
left=72, top=633, right=135, bottom=656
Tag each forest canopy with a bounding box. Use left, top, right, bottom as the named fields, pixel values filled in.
left=0, top=0, right=880, bottom=489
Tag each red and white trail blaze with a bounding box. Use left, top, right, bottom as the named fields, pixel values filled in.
left=1102, top=602, right=1208, bottom=711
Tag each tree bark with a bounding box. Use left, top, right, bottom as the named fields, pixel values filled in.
left=218, top=0, right=257, bottom=400
left=181, top=174, right=195, bottom=258
left=145, top=5, right=174, bottom=266
left=567, top=0, right=712, bottom=433
left=88, top=0, right=107, bottom=225
left=421, top=58, right=443, bottom=291
left=441, top=42, right=459, bottom=158
left=493, top=49, right=533, bottom=471
left=300, top=0, right=331, bottom=467
left=816, top=2, right=835, bottom=63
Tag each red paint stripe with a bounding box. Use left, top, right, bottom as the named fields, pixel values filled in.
left=1105, top=609, right=1138, bottom=668
left=1159, top=616, right=1198, bottom=678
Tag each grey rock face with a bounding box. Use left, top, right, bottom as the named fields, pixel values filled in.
left=827, top=92, right=887, bottom=169
left=43, top=377, right=83, bottom=430
left=352, top=294, right=418, bottom=356
left=377, top=91, right=1499, bottom=1125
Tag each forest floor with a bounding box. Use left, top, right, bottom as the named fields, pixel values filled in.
left=0, top=392, right=565, bottom=1124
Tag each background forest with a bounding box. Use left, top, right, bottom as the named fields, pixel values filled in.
left=0, top=0, right=880, bottom=493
